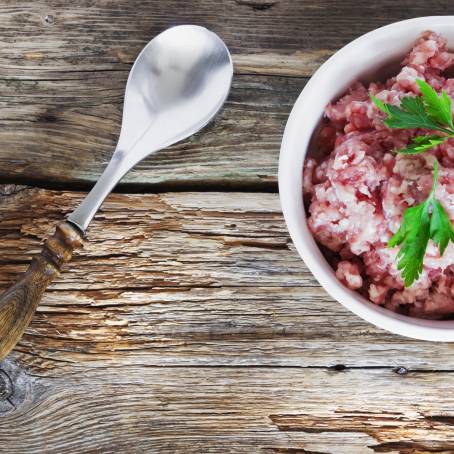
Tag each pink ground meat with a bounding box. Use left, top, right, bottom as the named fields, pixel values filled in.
left=304, top=31, right=454, bottom=319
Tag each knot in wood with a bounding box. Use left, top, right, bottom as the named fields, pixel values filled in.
left=43, top=14, right=55, bottom=26
left=394, top=366, right=408, bottom=375
left=0, top=370, right=13, bottom=400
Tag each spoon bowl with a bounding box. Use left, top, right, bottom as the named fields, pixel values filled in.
left=118, top=25, right=233, bottom=164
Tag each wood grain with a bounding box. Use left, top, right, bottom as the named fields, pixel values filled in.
left=1, top=0, right=454, bottom=189
left=1, top=189, right=454, bottom=452
left=1, top=0, right=452, bottom=75
left=2, top=186, right=454, bottom=375
left=2, top=364, right=454, bottom=453
left=0, top=74, right=301, bottom=189
left=2, top=2, right=454, bottom=452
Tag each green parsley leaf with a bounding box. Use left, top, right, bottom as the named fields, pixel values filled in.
left=388, top=199, right=431, bottom=287
left=399, top=134, right=448, bottom=154
left=388, top=160, right=454, bottom=287
left=428, top=161, right=454, bottom=255
left=416, top=79, right=454, bottom=129
left=371, top=94, right=449, bottom=133
left=430, top=199, right=454, bottom=255
left=371, top=80, right=454, bottom=155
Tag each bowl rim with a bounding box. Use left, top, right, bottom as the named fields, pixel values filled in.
left=279, top=16, right=454, bottom=341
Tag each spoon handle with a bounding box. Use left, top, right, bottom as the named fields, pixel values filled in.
left=0, top=222, right=83, bottom=360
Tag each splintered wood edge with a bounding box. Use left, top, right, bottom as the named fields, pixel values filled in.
left=0, top=186, right=451, bottom=374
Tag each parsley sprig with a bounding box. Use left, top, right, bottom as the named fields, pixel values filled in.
left=372, top=80, right=454, bottom=153
left=388, top=160, right=454, bottom=286
left=370, top=79, right=454, bottom=287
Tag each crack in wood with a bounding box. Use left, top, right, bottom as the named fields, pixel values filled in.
left=424, top=415, right=454, bottom=426
left=234, top=0, right=278, bottom=11
left=265, top=449, right=330, bottom=454
left=370, top=441, right=454, bottom=453
left=269, top=411, right=454, bottom=452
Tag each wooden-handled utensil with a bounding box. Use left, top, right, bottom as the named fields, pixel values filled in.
left=0, top=25, right=233, bottom=360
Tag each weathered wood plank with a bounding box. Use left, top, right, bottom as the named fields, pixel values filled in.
left=0, top=0, right=452, bottom=76
left=3, top=186, right=454, bottom=372
left=1, top=1, right=454, bottom=188
left=0, top=74, right=301, bottom=188
left=3, top=3, right=454, bottom=452
left=0, top=186, right=311, bottom=288
left=1, top=363, right=454, bottom=453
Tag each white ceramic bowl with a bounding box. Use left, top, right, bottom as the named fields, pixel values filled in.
left=279, top=16, right=454, bottom=341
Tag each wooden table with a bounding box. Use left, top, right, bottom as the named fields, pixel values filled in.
left=1, top=2, right=454, bottom=452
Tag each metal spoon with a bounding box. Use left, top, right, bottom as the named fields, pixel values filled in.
left=0, top=25, right=233, bottom=359
left=70, top=24, right=233, bottom=231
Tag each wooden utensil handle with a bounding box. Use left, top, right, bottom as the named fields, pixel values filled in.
left=0, top=222, right=83, bottom=360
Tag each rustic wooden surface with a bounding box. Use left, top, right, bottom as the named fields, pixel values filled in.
left=2, top=1, right=454, bottom=453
